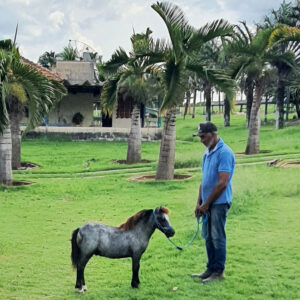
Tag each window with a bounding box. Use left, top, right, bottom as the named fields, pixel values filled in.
left=117, top=97, right=133, bottom=118
left=92, top=102, right=101, bottom=126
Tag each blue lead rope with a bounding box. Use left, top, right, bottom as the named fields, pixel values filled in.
left=167, top=214, right=208, bottom=251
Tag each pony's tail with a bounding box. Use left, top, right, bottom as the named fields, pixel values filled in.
left=71, top=228, right=80, bottom=269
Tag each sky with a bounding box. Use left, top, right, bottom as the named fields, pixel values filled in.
left=0, top=0, right=285, bottom=63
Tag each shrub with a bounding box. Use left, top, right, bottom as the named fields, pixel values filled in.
left=72, top=112, right=84, bottom=125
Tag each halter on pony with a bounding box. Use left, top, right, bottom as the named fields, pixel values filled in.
left=152, top=209, right=208, bottom=251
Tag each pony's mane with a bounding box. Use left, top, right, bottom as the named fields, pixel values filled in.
left=118, top=209, right=152, bottom=232
left=160, top=206, right=170, bottom=215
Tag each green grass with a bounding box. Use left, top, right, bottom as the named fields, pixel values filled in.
left=1, top=113, right=300, bottom=299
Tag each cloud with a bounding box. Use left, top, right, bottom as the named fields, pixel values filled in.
left=121, top=3, right=144, bottom=19
left=48, top=11, right=64, bottom=31
left=0, top=0, right=286, bottom=62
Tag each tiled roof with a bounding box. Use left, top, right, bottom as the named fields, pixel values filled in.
left=21, top=57, right=63, bottom=82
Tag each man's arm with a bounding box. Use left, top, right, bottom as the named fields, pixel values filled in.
left=198, top=172, right=230, bottom=215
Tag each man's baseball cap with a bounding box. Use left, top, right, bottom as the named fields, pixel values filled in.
left=193, top=121, right=217, bottom=137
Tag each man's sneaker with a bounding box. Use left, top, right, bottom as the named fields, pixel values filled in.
left=202, top=272, right=225, bottom=284
left=190, top=269, right=213, bottom=279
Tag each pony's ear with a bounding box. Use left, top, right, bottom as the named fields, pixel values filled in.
left=159, top=206, right=170, bottom=215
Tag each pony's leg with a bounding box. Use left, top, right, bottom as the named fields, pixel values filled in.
left=131, top=255, right=141, bottom=288
left=75, top=267, right=85, bottom=293
left=75, top=255, right=91, bottom=293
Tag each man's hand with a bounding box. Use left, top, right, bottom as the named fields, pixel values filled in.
left=194, top=202, right=201, bottom=217
left=198, top=203, right=209, bottom=216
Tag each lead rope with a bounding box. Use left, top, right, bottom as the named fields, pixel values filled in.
left=166, top=214, right=208, bottom=251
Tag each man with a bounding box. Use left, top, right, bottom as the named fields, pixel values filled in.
left=191, top=121, right=235, bottom=283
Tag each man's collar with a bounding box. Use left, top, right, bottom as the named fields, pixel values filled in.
left=204, top=138, right=223, bottom=155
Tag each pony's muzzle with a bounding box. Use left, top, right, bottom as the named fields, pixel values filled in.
left=166, top=228, right=175, bottom=238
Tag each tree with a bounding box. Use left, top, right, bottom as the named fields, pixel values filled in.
left=38, top=51, right=56, bottom=69
left=150, top=2, right=235, bottom=180
left=57, top=46, right=77, bottom=61
left=0, top=44, right=66, bottom=185
left=101, top=28, right=162, bottom=164
left=261, top=1, right=300, bottom=128
left=228, top=24, right=300, bottom=154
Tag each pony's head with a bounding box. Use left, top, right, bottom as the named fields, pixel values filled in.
left=153, top=206, right=175, bottom=238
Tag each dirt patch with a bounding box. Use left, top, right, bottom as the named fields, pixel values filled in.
left=11, top=181, right=33, bottom=186
left=129, top=174, right=193, bottom=182
left=235, top=150, right=272, bottom=156
left=18, top=162, right=40, bottom=170
left=267, top=159, right=300, bottom=168
left=114, top=159, right=152, bottom=164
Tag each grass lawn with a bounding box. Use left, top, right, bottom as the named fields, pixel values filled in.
left=0, top=113, right=300, bottom=299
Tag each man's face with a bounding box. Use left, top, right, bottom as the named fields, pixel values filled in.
left=199, top=132, right=214, bottom=148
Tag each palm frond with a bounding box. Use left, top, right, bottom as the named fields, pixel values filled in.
left=187, top=61, right=236, bottom=98
left=268, top=25, right=300, bottom=48
left=189, top=19, right=233, bottom=51
left=103, top=48, right=129, bottom=74
left=159, top=56, right=185, bottom=112
left=151, top=2, right=193, bottom=62
left=101, top=74, right=121, bottom=115
left=0, top=49, right=11, bottom=133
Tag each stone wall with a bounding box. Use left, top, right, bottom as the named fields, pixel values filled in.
left=23, top=126, right=162, bottom=141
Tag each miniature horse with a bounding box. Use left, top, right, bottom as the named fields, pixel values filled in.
left=71, top=206, right=175, bottom=293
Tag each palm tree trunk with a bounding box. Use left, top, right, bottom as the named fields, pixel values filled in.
left=192, top=89, right=197, bottom=118
left=218, top=91, right=221, bottom=113
left=0, top=124, right=13, bottom=185
left=245, top=76, right=254, bottom=128
left=285, top=88, right=290, bottom=122
left=245, top=79, right=264, bottom=154
left=183, top=91, right=191, bottom=119
left=275, top=69, right=285, bottom=129
left=295, top=99, right=300, bottom=119
left=126, top=104, right=141, bottom=164
left=156, top=108, right=176, bottom=180
left=204, top=81, right=212, bottom=121
left=7, top=96, right=23, bottom=169
left=10, top=111, right=23, bottom=170
left=224, top=95, right=230, bottom=127
left=264, top=96, right=269, bottom=122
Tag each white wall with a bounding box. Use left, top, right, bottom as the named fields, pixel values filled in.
left=48, top=93, right=98, bottom=127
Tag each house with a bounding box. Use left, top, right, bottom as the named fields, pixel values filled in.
left=48, top=59, right=159, bottom=129
left=21, top=57, right=161, bottom=140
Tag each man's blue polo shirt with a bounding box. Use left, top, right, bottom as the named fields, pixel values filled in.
left=201, top=138, right=235, bottom=205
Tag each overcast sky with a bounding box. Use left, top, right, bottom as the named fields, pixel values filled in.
left=0, top=0, right=284, bottom=63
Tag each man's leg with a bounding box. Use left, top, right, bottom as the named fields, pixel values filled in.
left=191, top=213, right=214, bottom=279
left=205, top=212, right=215, bottom=272
left=202, top=204, right=228, bottom=283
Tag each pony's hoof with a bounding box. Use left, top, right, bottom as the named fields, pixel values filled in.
left=75, top=287, right=85, bottom=293
left=83, top=285, right=87, bottom=291
left=131, top=282, right=139, bottom=288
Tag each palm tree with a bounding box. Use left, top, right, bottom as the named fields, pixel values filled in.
left=57, top=46, right=77, bottom=61
left=38, top=51, right=56, bottom=69
left=261, top=2, right=300, bottom=128
left=150, top=2, right=235, bottom=180
left=101, top=28, right=162, bottom=164
left=0, top=45, right=66, bottom=185
left=228, top=24, right=300, bottom=154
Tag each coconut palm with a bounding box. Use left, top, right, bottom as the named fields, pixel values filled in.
left=0, top=45, right=66, bottom=185
left=228, top=24, right=300, bottom=154
left=101, top=28, right=163, bottom=164
left=150, top=2, right=235, bottom=179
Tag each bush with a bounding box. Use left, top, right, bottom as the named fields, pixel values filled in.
left=72, top=112, right=84, bottom=125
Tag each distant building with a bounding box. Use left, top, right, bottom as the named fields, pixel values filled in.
left=21, top=57, right=159, bottom=129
